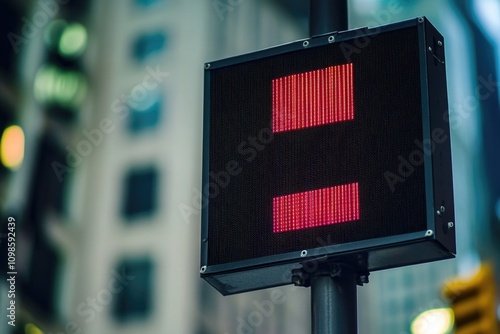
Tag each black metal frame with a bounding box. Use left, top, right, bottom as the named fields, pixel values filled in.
left=201, top=17, right=455, bottom=295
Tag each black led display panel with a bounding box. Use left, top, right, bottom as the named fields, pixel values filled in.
left=201, top=18, right=455, bottom=295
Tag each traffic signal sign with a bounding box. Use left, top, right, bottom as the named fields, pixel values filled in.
left=201, top=17, right=455, bottom=295
left=34, top=20, right=88, bottom=118
left=442, top=263, right=499, bottom=334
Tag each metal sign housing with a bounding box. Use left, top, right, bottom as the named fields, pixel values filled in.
left=201, top=17, right=455, bottom=295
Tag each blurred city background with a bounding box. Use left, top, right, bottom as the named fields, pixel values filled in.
left=0, top=0, right=499, bottom=333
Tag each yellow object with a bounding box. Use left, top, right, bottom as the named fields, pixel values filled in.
left=442, top=263, right=499, bottom=334
left=0, top=125, right=25, bottom=169
left=25, top=323, right=44, bottom=334
left=411, top=307, right=454, bottom=334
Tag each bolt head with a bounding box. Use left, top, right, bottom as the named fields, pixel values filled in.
left=292, top=276, right=303, bottom=286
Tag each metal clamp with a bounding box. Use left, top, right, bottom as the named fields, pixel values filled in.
left=291, top=261, right=369, bottom=287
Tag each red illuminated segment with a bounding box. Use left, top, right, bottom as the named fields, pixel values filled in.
left=272, top=63, right=354, bottom=133
left=272, top=64, right=357, bottom=232
left=273, top=183, right=360, bottom=233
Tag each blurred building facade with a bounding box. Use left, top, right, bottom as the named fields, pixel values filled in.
left=1, top=0, right=499, bottom=334
left=2, top=0, right=310, bottom=333
left=4, top=0, right=206, bottom=332
left=352, top=0, right=493, bottom=333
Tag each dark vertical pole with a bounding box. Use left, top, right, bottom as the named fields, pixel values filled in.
left=308, top=2, right=356, bottom=333
left=311, top=267, right=358, bottom=334
left=309, top=0, right=348, bottom=37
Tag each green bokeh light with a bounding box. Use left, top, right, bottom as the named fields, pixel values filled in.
left=44, top=20, right=88, bottom=57
left=34, top=65, right=87, bottom=109
left=59, top=23, right=88, bottom=57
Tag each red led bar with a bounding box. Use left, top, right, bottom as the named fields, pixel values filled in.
left=272, top=63, right=354, bottom=133
left=273, top=183, right=359, bottom=233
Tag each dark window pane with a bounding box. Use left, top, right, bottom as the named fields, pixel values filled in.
left=26, top=134, right=70, bottom=230
left=403, top=296, right=415, bottom=313
left=25, top=237, right=61, bottom=316
left=0, top=2, right=22, bottom=78
left=122, top=166, right=158, bottom=220
left=128, top=91, right=162, bottom=133
left=113, top=257, right=153, bottom=322
left=387, top=299, right=399, bottom=314
left=134, top=0, right=165, bottom=7
left=402, top=269, right=414, bottom=286
left=133, top=31, right=168, bottom=62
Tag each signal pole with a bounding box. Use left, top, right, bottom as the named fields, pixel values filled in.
left=310, top=265, right=358, bottom=334
left=308, top=1, right=357, bottom=334
left=309, top=0, right=348, bottom=37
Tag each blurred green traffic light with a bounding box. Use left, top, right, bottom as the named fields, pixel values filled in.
left=45, top=20, right=88, bottom=58
left=59, top=22, right=87, bottom=57
left=34, top=64, right=87, bottom=109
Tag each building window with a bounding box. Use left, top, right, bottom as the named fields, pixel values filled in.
left=113, top=257, right=154, bottom=322
left=121, top=166, right=158, bottom=220
left=403, top=296, right=415, bottom=313
left=128, top=90, right=163, bottom=133
left=27, top=134, right=70, bottom=227
left=402, top=269, right=415, bottom=286
left=387, top=298, right=399, bottom=315
left=134, top=0, right=165, bottom=8
left=133, top=31, right=168, bottom=62
left=26, top=237, right=61, bottom=315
